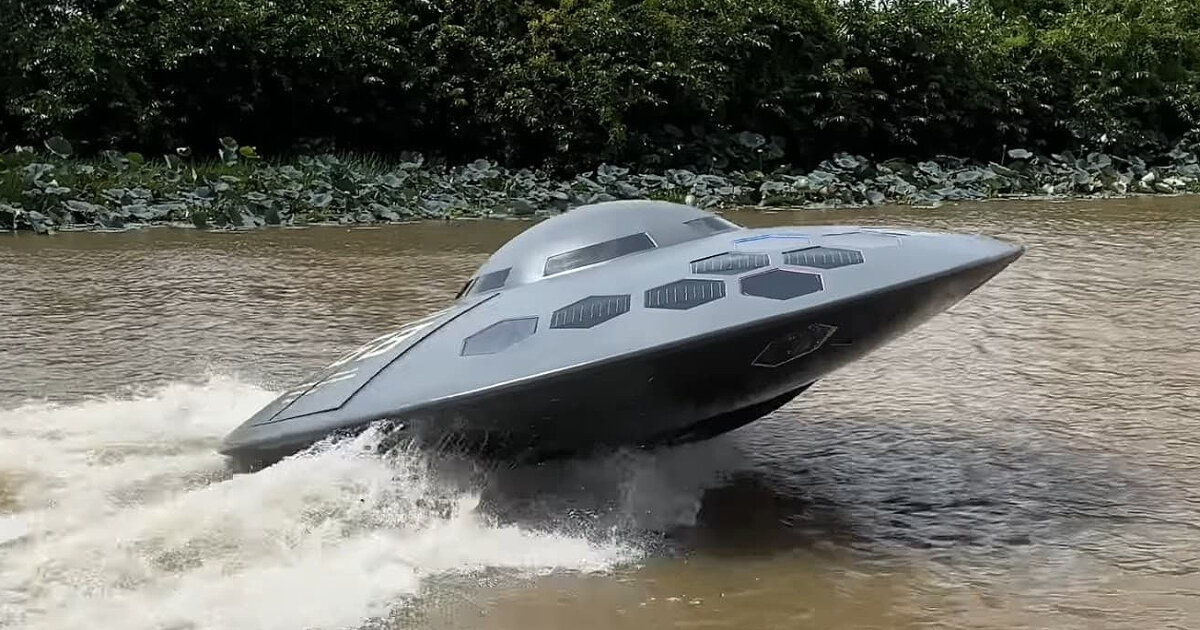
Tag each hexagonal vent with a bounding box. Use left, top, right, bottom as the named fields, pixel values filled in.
left=690, top=252, right=770, bottom=275
left=740, top=269, right=823, bottom=300
left=645, top=279, right=725, bottom=310
left=461, top=317, right=538, bottom=356
left=753, top=323, right=838, bottom=367
left=782, top=247, right=864, bottom=269
left=550, top=295, right=631, bottom=329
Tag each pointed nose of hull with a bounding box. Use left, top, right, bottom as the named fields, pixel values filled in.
left=966, top=233, right=1025, bottom=267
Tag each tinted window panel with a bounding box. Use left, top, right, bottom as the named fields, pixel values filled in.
left=472, top=268, right=511, bottom=293
left=543, top=233, right=655, bottom=276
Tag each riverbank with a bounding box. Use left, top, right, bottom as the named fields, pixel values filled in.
left=3, top=138, right=1199, bottom=233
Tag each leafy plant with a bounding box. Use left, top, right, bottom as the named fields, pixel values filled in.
left=4, top=0, right=1196, bottom=172
left=3, top=136, right=1199, bottom=233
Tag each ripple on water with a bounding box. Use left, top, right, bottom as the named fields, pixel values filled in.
left=1, top=197, right=1199, bottom=629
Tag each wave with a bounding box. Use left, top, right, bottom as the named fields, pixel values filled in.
left=0, top=377, right=741, bottom=630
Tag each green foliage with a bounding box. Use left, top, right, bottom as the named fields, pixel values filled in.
left=1, top=0, right=1198, bottom=170
left=827, top=0, right=1026, bottom=156
left=1032, top=0, right=1200, bottom=154
left=3, top=136, right=1199, bottom=232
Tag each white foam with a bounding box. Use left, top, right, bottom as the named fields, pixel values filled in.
left=0, top=378, right=636, bottom=630
left=0, top=516, right=27, bottom=546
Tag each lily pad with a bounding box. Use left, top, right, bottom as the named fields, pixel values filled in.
left=669, top=170, right=697, bottom=186
left=45, top=137, right=73, bottom=158
left=917, top=161, right=941, bottom=176
left=597, top=164, right=629, bottom=178
left=834, top=154, right=861, bottom=170
left=1086, top=152, right=1112, bottom=169
left=64, top=199, right=104, bottom=215
left=26, top=210, right=51, bottom=234
left=737, top=132, right=766, bottom=149
left=989, top=162, right=1018, bottom=177
left=510, top=198, right=536, bottom=215
left=100, top=151, right=127, bottom=168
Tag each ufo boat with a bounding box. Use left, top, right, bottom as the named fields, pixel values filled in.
left=221, top=200, right=1023, bottom=468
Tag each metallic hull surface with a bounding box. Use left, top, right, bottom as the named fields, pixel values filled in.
left=220, top=202, right=1023, bottom=467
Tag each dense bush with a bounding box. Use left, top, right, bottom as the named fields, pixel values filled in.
left=2, top=0, right=1198, bottom=171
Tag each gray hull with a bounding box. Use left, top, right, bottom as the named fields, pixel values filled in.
left=221, top=201, right=1022, bottom=467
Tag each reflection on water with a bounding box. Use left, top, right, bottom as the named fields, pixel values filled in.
left=1, top=196, right=1198, bottom=629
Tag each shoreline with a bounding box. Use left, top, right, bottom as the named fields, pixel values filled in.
left=4, top=146, right=1199, bottom=234
left=3, top=191, right=1195, bottom=237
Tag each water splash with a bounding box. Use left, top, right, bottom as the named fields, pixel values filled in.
left=0, top=378, right=656, bottom=630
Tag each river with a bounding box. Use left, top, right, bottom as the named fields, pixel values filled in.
left=1, top=197, right=1197, bottom=629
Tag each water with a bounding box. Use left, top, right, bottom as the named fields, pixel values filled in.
left=2, top=197, right=1198, bottom=629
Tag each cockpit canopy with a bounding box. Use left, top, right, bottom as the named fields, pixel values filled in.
left=456, top=201, right=742, bottom=299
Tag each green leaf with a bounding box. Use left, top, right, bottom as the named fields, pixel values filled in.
left=101, top=150, right=126, bottom=166
left=737, top=132, right=766, bottom=149
left=238, top=146, right=260, bottom=159
left=45, top=136, right=74, bottom=158
left=125, top=152, right=145, bottom=165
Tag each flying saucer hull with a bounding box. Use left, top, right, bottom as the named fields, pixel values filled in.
left=221, top=204, right=1021, bottom=469
left=375, top=251, right=1016, bottom=462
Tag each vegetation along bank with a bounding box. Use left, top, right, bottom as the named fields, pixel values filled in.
left=4, top=137, right=1199, bottom=233
left=2, top=0, right=1199, bottom=231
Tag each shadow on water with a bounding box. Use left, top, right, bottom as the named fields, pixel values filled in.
left=424, top=397, right=1173, bottom=566
left=665, top=470, right=860, bottom=556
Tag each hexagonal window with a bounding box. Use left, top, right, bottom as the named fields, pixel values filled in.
left=782, top=247, right=864, bottom=269
left=753, top=323, right=838, bottom=368
left=461, top=317, right=538, bottom=356
left=690, top=252, right=770, bottom=275
left=550, top=295, right=631, bottom=329
left=740, top=269, right=823, bottom=300
left=645, top=279, right=725, bottom=310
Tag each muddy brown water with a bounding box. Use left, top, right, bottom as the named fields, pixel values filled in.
left=1, top=197, right=1197, bottom=630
